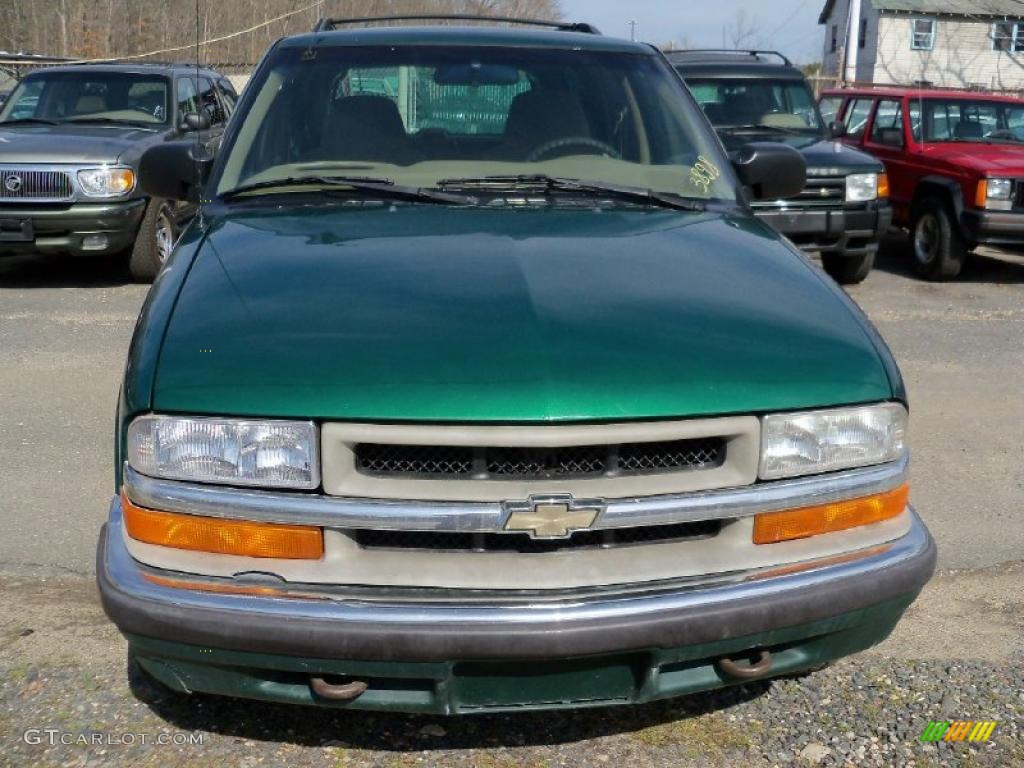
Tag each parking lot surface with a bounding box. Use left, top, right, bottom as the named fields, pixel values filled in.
left=1, top=242, right=1022, bottom=767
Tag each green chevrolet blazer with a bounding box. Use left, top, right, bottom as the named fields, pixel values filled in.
left=97, top=18, right=936, bottom=715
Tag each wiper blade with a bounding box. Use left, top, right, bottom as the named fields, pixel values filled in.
left=718, top=123, right=807, bottom=134
left=438, top=174, right=707, bottom=212
left=62, top=117, right=156, bottom=128
left=220, top=175, right=476, bottom=205
left=0, top=117, right=60, bottom=126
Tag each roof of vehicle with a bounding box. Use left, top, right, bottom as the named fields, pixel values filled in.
left=822, top=85, right=1024, bottom=103
left=820, top=0, right=1024, bottom=23
left=666, top=50, right=806, bottom=80
left=283, top=25, right=654, bottom=54
left=22, top=62, right=222, bottom=77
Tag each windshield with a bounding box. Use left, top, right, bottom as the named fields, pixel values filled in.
left=215, top=45, right=736, bottom=202
left=0, top=71, right=170, bottom=126
left=910, top=98, right=1024, bottom=143
left=684, top=77, right=824, bottom=148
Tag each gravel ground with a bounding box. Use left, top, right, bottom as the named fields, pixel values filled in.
left=1, top=652, right=1021, bottom=768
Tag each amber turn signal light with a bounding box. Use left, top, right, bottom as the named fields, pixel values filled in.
left=877, top=173, right=890, bottom=199
left=121, top=491, right=323, bottom=559
left=752, top=484, right=909, bottom=545
left=975, top=179, right=988, bottom=209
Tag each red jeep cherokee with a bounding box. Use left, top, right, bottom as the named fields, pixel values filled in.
left=821, top=86, right=1024, bottom=279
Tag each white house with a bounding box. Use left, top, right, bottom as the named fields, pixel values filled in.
left=820, top=0, right=1024, bottom=90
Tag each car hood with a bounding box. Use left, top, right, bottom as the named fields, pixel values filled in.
left=153, top=205, right=893, bottom=422
left=0, top=123, right=158, bottom=163
left=922, top=142, right=1024, bottom=174
left=718, top=133, right=882, bottom=172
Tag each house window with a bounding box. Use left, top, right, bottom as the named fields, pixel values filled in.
left=831, top=25, right=838, bottom=53
left=860, top=18, right=868, bottom=49
left=993, top=21, right=1024, bottom=52
left=911, top=18, right=936, bottom=50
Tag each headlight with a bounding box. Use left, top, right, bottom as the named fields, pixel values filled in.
left=77, top=167, right=135, bottom=198
left=127, top=415, right=319, bottom=489
left=978, top=178, right=1013, bottom=211
left=759, top=403, right=907, bottom=480
left=845, top=173, right=879, bottom=202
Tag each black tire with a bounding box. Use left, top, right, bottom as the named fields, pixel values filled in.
left=822, top=251, right=875, bottom=285
left=909, top=196, right=968, bottom=280
left=127, top=198, right=177, bottom=282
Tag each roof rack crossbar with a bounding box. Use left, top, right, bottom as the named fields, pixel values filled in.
left=312, top=15, right=600, bottom=35
left=670, top=49, right=793, bottom=67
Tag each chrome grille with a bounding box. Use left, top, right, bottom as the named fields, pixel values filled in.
left=354, top=519, right=722, bottom=553
left=353, top=438, right=726, bottom=481
left=786, top=176, right=846, bottom=207
left=0, top=168, right=74, bottom=202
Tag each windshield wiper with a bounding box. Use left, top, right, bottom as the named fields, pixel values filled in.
left=0, top=117, right=60, bottom=126
left=437, top=174, right=707, bottom=212
left=718, top=123, right=814, bottom=134
left=219, top=175, right=476, bottom=205
left=62, top=117, right=156, bottom=128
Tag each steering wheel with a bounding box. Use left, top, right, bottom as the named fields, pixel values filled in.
left=526, top=137, right=622, bottom=162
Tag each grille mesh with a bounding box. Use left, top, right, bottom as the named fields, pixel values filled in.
left=355, top=519, right=722, bottom=554
left=0, top=169, right=74, bottom=201
left=354, top=438, right=725, bottom=481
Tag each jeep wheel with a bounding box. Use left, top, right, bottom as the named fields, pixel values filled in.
left=128, top=198, right=176, bottom=282
left=910, top=197, right=967, bottom=280
left=822, top=251, right=875, bottom=285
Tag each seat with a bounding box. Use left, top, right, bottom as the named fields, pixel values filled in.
left=325, top=95, right=417, bottom=165
left=954, top=120, right=983, bottom=139
left=74, top=95, right=107, bottom=115
left=502, top=88, right=590, bottom=159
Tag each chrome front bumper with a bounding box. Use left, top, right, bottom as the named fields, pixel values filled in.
left=98, top=495, right=936, bottom=662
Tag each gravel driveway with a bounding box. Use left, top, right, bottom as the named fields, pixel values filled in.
left=0, top=242, right=1022, bottom=767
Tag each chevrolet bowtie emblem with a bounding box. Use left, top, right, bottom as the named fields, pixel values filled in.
left=503, top=495, right=604, bottom=539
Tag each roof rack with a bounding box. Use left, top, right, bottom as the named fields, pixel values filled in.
left=668, top=49, right=793, bottom=67
left=312, top=15, right=601, bottom=35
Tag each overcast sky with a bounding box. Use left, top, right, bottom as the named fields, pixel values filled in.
left=560, top=0, right=824, bottom=64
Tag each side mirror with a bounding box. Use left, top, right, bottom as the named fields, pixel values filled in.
left=138, top=140, right=214, bottom=202
left=732, top=142, right=807, bottom=201
left=180, top=111, right=211, bottom=132
left=829, top=120, right=848, bottom=138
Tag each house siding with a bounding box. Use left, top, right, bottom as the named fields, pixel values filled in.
left=872, top=14, right=1024, bottom=89
left=821, top=0, right=881, bottom=81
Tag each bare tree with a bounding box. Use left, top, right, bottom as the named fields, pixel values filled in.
left=0, top=0, right=562, bottom=68
left=724, top=9, right=762, bottom=50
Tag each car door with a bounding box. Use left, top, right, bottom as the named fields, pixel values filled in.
left=864, top=98, right=914, bottom=216
left=174, top=74, right=225, bottom=154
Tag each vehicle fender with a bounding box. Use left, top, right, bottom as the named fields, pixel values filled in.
left=913, top=175, right=967, bottom=221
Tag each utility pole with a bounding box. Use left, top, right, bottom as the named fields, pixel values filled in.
left=629, top=20, right=638, bottom=42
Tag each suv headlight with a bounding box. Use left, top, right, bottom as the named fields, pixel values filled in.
left=127, top=415, right=319, bottom=489
left=845, top=173, right=879, bottom=202
left=77, top=167, right=135, bottom=198
left=759, top=403, right=907, bottom=480
left=978, top=178, right=1013, bottom=211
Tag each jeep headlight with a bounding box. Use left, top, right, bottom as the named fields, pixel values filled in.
left=127, top=415, right=319, bottom=489
left=77, top=166, right=136, bottom=198
left=845, top=172, right=879, bottom=203
left=979, top=178, right=1013, bottom=211
left=759, top=403, right=907, bottom=480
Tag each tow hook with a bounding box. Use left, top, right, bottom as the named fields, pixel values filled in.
left=310, top=676, right=369, bottom=701
left=717, top=650, right=774, bottom=680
